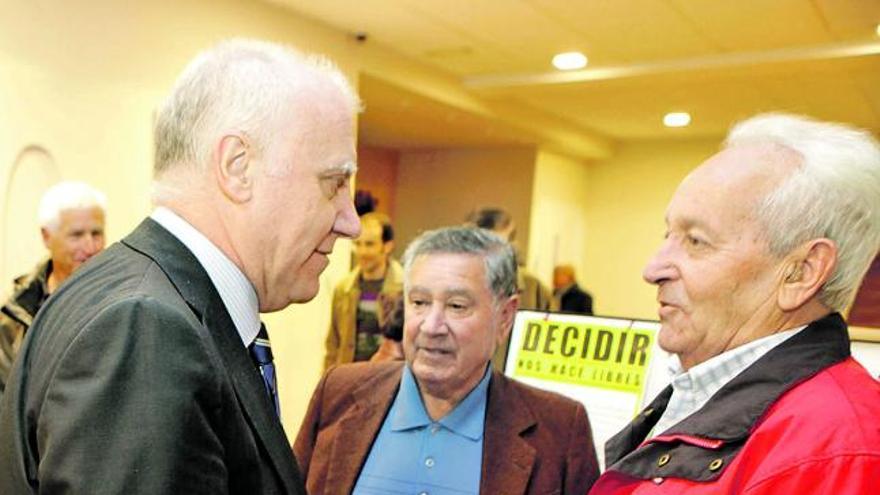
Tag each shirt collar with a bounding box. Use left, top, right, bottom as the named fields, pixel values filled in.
left=668, top=326, right=806, bottom=386
left=391, top=365, right=492, bottom=441
left=150, top=207, right=260, bottom=347
left=653, top=325, right=805, bottom=436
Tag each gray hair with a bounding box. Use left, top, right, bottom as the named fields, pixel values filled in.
left=402, top=226, right=518, bottom=302
left=38, top=181, right=107, bottom=232
left=725, top=113, right=880, bottom=310
left=152, top=38, right=359, bottom=200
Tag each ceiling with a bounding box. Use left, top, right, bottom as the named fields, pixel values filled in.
left=268, top=0, right=880, bottom=154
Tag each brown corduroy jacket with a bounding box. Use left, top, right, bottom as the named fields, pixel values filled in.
left=294, top=361, right=600, bottom=495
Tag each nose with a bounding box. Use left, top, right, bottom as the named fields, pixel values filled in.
left=419, top=303, right=449, bottom=336
left=82, top=233, right=104, bottom=257
left=643, top=240, right=677, bottom=286
left=334, top=195, right=361, bottom=239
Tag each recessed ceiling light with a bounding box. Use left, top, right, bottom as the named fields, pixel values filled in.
left=664, top=112, right=691, bottom=128
left=876, top=23, right=880, bottom=37
left=552, top=51, right=588, bottom=71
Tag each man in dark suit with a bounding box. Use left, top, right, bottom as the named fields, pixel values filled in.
left=552, top=264, right=593, bottom=315
left=0, top=39, right=361, bottom=494
left=295, top=227, right=600, bottom=495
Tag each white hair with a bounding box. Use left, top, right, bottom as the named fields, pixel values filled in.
left=38, top=181, right=107, bottom=232
left=725, top=113, right=880, bottom=310
left=152, top=38, right=360, bottom=201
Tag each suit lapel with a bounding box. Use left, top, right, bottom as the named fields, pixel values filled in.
left=122, top=219, right=304, bottom=494
left=481, top=371, right=537, bottom=495
left=324, top=365, right=401, bottom=493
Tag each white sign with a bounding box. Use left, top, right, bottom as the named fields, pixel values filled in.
left=504, top=311, right=665, bottom=468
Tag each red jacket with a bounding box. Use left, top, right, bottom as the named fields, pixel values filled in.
left=589, top=314, right=880, bottom=494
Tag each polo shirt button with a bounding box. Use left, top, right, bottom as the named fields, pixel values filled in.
left=430, top=424, right=440, bottom=434
left=419, top=492, right=429, bottom=495
left=652, top=477, right=664, bottom=485
left=425, top=457, right=435, bottom=468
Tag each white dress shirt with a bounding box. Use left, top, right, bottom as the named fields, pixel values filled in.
left=150, top=207, right=260, bottom=347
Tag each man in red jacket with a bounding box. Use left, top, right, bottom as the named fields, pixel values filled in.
left=590, top=113, right=880, bottom=494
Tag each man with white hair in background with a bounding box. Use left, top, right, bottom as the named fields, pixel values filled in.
left=590, top=113, right=880, bottom=494
left=0, top=181, right=106, bottom=395
left=0, top=39, right=360, bottom=495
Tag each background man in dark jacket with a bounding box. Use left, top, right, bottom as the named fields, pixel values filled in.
left=0, top=181, right=106, bottom=394
left=552, top=264, right=593, bottom=315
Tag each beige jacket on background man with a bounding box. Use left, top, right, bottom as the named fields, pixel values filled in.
left=323, top=260, right=404, bottom=370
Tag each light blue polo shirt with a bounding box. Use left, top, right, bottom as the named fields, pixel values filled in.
left=353, top=365, right=492, bottom=495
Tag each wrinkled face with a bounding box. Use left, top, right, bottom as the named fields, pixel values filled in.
left=404, top=253, right=513, bottom=397
left=251, top=89, right=360, bottom=311
left=643, top=144, right=796, bottom=369
left=43, top=206, right=106, bottom=276
left=353, top=219, right=389, bottom=274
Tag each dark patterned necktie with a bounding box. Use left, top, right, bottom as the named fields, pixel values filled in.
left=249, top=323, right=280, bottom=418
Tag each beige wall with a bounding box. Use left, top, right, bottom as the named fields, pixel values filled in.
left=582, top=139, right=720, bottom=320
left=356, top=145, right=399, bottom=218
left=527, top=150, right=592, bottom=289
left=393, top=147, right=537, bottom=258
left=2, top=147, right=59, bottom=285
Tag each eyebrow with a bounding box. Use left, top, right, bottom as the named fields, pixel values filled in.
left=323, top=160, right=357, bottom=178
left=670, top=214, right=720, bottom=238
left=407, top=286, right=474, bottom=297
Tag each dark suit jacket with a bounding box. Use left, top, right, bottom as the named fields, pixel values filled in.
left=0, top=219, right=305, bottom=494
left=559, top=284, right=593, bottom=315
left=294, top=361, right=600, bottom=495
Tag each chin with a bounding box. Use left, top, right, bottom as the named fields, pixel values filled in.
left=289, top=284, right=320, bottom=304
left=412, top=368, right=446, bottom=388
left=656, top=326, right=681, bottom=354
left=261, top=285, right=320, bottom=312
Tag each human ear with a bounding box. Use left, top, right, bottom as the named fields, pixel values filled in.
left=383, top=240, right=395, bottom=256
left=214, top=134, right=252, bottom=203
left=496, top=294, right=521, bottom=345
left=777, top=239, right=837, bottom=311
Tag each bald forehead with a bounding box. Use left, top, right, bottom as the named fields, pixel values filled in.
left=696, top=142, right=801, bottom=184
left=665, top=142, right=803, bottom=235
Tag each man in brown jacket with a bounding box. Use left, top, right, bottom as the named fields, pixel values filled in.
left=296, top=226, right=599, bottom=495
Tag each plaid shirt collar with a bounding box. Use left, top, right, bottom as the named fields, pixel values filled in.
left=651, top=325, right=805, bottom=437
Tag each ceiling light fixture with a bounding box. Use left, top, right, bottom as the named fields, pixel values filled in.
left=663, top=112, right=691, bottom=128
left=552, top=51, right=588, bottom=70
left=876, top=23, right=880, bottom=37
